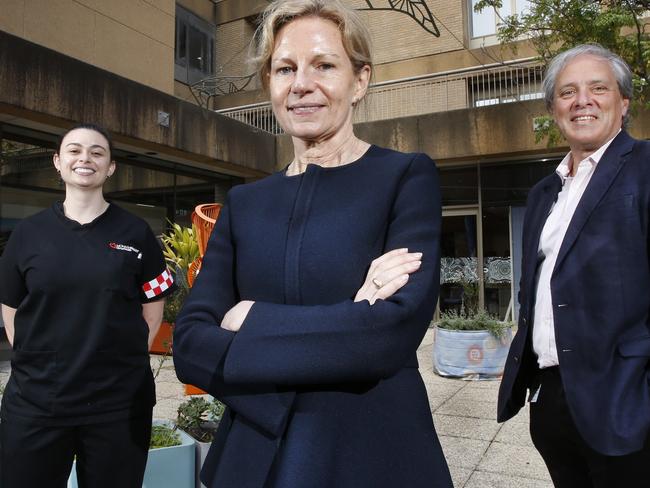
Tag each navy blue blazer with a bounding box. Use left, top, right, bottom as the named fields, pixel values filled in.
left=173, top=146, right=453, bottom=487
left=498, top=131, right=650, bottom=456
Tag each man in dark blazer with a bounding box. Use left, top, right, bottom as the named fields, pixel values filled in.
left=498, top=44, right=650, bottom=487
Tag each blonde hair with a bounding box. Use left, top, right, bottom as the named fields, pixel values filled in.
left=252, top=0, right=373, bottom=90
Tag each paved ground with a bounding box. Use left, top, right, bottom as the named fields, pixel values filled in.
left=0, top=329, right=552, bottom=488
left=416, top=329, right=552, bottom=488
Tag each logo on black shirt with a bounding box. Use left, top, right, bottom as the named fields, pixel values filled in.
left=109, top=242, right=142, bottom=259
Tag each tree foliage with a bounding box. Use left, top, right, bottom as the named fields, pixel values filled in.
left=474, top=0, right=650, bottom=142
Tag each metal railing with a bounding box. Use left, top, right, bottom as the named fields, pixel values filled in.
left=216, top=59, right=544, bottom=135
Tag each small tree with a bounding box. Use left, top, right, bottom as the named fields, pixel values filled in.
left=474, top=0, right=650, bottom=143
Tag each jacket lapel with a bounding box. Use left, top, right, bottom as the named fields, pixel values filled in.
left=522, top=173, right=562, bottom=309
left=553, top=131, right=635, bottom=273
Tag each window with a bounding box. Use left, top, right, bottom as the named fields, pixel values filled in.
left=470, top=0, right=530, bottom=39
left=175, top=5, right=215, bottom=84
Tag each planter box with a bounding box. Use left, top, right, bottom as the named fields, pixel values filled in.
left=195, top=440, right=211, bottom=488
left=432, top=326, right=513, bottom=379
left=68, top=421, right=195, bottom=488
left=150, top=321, right=173, bottom=355
left=184, top=384, right=207, bottom=395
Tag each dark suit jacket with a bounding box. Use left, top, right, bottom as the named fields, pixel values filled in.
left=498, top=130, right=650, bottom=456
left=173, top=146, right=453, bottom=487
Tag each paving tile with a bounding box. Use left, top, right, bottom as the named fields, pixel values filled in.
left=433, top=413, right=501, bottom=441
left=438, top=435, right=490, bottom=470
left=153, top=404, right=179, bottom=421
left=453, top=385, right=500, bottom=403
left=421, top=371, right=465, bottom=388
left=506, top=405, right=530, bottom=424
left=426, top=385, right=466, bottom=413
left=421, top=327, right=435, bottom=346
left=464, top=470, right=553, bottom=488
left=494, top=418, right=534, bottom=447
left=478, top=441, right=551, bottom=481
left=436, top=397, right=498, bottom=420
left=460, top=378, right=502, bottom=389
left=448, top=464, right=472, bottom=488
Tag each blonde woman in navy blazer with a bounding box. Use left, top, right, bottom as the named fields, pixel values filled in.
left=173, top=1, right=452, bottom=487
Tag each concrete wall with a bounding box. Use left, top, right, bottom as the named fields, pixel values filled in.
left=276, top=100, right=650, bottom=170
left=0, top=0, right=176, bottom=94
left=0, top=31, right=275, bottom=178
left=276, top=101, right=555, bottom=169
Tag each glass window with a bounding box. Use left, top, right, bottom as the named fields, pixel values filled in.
left=176, top=19, right=187, bottom=68
left=439, top=165, right=479, bottom=207
left=482, top=206, right=511, bottom=320
left=439, top=213, right=479, bottom=316
left=470, top=0, right=531, bottom=38
left=480, top=158, right=560, bottom=320
left=175, top=5, right=215, bottom=84
left=0, top=130, right=238, bottom=243
left=480, top=159, right=559, bottom=207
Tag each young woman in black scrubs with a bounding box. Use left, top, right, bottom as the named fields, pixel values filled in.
left=0, top=124, right=175, bottom=487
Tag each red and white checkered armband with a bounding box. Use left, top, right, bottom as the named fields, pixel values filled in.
left=142, top=269, right=174, bottom=299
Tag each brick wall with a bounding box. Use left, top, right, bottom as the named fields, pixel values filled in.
left=215, top=18, right=260, bottom=89
left=348, top=0, right=466, bottom=66
left=0, top=0, right=176, bottom=94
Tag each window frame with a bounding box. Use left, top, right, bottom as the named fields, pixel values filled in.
left=175, top=5, right=216, bottom=85
left=468, top=0, right=530, bottom=47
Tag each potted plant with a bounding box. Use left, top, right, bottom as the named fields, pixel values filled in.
left=68, top=421, right=196, bottom=488
left=432, top=309, right=515, bottom=379
left=176, top=397, right=225, bottom=488
left=150, top=222, right=199, bottom=355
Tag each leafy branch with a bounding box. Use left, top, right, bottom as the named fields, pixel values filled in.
left=473, top=0, right=650, bottom=145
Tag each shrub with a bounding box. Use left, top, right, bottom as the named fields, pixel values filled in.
left=176, top=397, right=225, bottom=443
left=150, top=424, right=181, bottom=449
left=438, top=309, right=513, bottom=339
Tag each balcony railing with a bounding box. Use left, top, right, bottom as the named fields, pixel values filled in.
left=216, top=58, right=544, bottom=135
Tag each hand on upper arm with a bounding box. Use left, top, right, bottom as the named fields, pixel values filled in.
left=354, top=248, right=423, bottom=305
left=221, top=300, right=255, bottom=332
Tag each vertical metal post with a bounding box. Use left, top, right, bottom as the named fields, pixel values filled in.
left=477, top=162, right=485, bottom=311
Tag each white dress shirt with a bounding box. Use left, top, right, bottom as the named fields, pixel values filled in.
left=532, top=131, right=619, bottom=368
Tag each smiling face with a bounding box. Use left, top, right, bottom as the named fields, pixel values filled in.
left=268, top=16, right=370, bottom=143
left=53, top=128, right=115, bottom=190
left=551, top=54, right=629, bottom=160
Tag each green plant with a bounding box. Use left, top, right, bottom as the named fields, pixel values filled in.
left=149, top=424, right=181, bottom=449
left=161, top=221, right=200, bottom=272
left=176, top=397, right=225, bottom=443
left=473, top=0, right=650, bottom=146
left=459, top=279, right=479, bottom=316
left=160, top=221, right=198, bottom=325
left=438, top=309, right=514, bottom=339
left=163, top=273, right=190, bottom=324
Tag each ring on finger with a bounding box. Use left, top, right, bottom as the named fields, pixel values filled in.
left=372, top=278, right=383, bottom=288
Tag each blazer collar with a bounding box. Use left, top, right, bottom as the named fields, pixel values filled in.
left=521, top=172, right=562, bottom=299
left=553, top=130, right=635, bottom=272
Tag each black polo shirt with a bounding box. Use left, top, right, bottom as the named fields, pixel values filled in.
left=0, top=202, right=176, bottom=425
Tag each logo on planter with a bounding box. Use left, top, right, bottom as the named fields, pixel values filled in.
left=467, top=345, right=484, bottom=364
